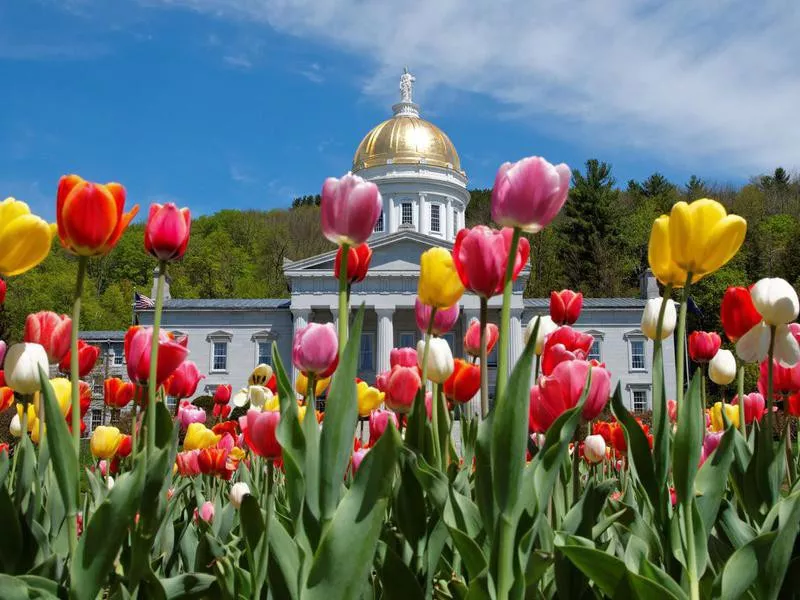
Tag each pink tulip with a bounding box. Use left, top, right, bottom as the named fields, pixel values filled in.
left=124, top=326, right=189, bottom=386
left=541, top=326, right=594, bottom=376
left=292, top=323, right=338, bottom=376
left=732, top=392, right=767, bottom=425
left=368, top=409, right=398, bottom=445
left=320, top=173, right=383, bottom=246
left=700, top=431, right=724, bottom=465
left=384, top=365, right=422, bottom=414
left=390, top=347, right=418, bottom=369
left=176, top=449, right=201, bottom=476
left=177, top=401, right=206, bottom=429
left=0, top=278, right=5, bottom=304
left=0, top=340, right=6, bottom=366
left=415, top=298, right=459, bottom=335
left=165, top=360, right=205, bottom=399
left=239, top=409, right=281, bottom=459
left=351, top=448, right=369, bottom=474
left=424, top=391, right=433, bottom=420
left=667, top=399, right=677, bottom=423
left=463, top=318, right=499, bottom=357
left=491, top=156, right=571, bottom=233
left=24, top=311, right=72, bottom=363
left=452, top=226, right=530, bottom=298
left=144, top=203, right=191, bottom=261
left=198, top=501, right=215, bottom=523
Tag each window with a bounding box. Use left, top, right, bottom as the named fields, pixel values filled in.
left=374, top=211, right=384, bottom=232
left=111, top=342, right=124, bottom=365
left=399, top=332, right=416, bottom=349
left=430, top=204, right=441, bottom=233
left=633, top=390, right=648, bottom=412
left=401, top=202, right=413, bottom=225
left=630, top=340, right=646, bottom=370
left=487, top=344, right=498, bottom=367
left=212, top=341, right=228, bottom=371
left=360, top=334, right=374, bottom=371
left=91, top=409, right=102, bottom=432
left=93, top=381, right=103, bottom=396
left=588, top=340, right=601, bottom=362
left=257, top=341, right=272, bottom=366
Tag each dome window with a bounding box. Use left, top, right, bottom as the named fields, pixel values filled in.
left=401, top=202, right=414, bottom=226
left=430, top=204, right=441, bottom=233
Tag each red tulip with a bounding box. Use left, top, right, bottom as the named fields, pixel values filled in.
left=124, top=326, right=189, bottom=386
left=176, top=450, right=201, bottom=476
left=24, top=311, right=72, bottom=363
left=66, top=381, right=91, bottom=428
left=59, top=340, right=100, bottom=378
left=452, top=226, right=530, bottom=299
left=265, top=373, right=277, bottom=394
left=213, top=384, right=232, bottom=405
left=165, top=360, right=204, bottom=399
left=368, top=409, right=398, bottom=446
left=390, top=347, right=418, bottom=369
left=212, top=420, right=238, bottom=438
left=550, top=290, right=583, bottom=326
left=144, top=203, right=191, bottom=261
left=213, top=403, right=232, bottom=419
left=104, top=377, right=136, bottom=409
left=463, top=318, right=499, bottom=358
left=0, top=278, right=6, bottom=304
left=240, top=409, right=281, bottom=459
left=56, top=174, right=139, bottom=256
left=384, top=365, right=422, bottom=414
left=541, top=326, right=594, bottom=376
left=0, top=386, right=13, bottom=413
left=731, top=392, right=767, bottom=425
left=334, top=243, right=372, bottom=284
left=720, top=286, right=761, bottom=342
left=198, top=447, right=228, bottom=475
left=688, top=331, right=721, bottom=363
left=789, top=392, right=800, bottom=417
left=117, top=434, right=132, bottom=458
left=443, top=359, right=481, bottom=404
left=758, top=359, right=800, bottom=397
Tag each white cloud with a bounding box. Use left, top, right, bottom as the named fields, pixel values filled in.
left=230, top=164, right=257, bottom=183
left=139, top=0, right=800, bottom=173
left=299, top=62, right=324, bottom=83
left=223, top=54, right=253, bottom=69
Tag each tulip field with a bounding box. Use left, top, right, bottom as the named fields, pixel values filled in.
left=2, top=161, right=800, bottom=599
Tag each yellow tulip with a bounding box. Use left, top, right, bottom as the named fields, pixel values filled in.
left=418, top=247, right=465, bottom=309
left=0, top=197, right=56, bottom=277
left=16, top=402, right=37, bottom=431
left=710, top=402, right=740, bottom=432
left=30, top=418, right=42, bottom=444
left=183, top=422, right=221, bottom=451
left=248, top=363, right=274, bottom=387
left=356, top=381, right=384, bottom=417
left=647, top=199, right=746, bottom=287
left=295, top=372, right=330, bottom=398
left=90, top=425, right=123, bottom=459
left=297, top=405, right=308, bottom=423
left=41, top=377, right=71, bottom=417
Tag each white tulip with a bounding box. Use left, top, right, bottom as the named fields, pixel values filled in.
left=416, top=338, right=454, bottom=384
left=247, top=385, right=273, bottom=408
left=708, top=349, right=736, bottom=385
left=583, top=434, right=606, bottom=463
left=229, top=482, right=251, bottom=509
left=640, top=297, right=677, bottom=341
left=525, top=315, right=558, bottom=355
left=531, top=433, right=546, bottom=449
left=736, top=322, right=800, bottom=366
left=231, top=388, right=249, bottom=408
left=751, top=278, right=799, bottom=326
left=107, top=476, right=115, bottom=491
left=4, top=343, right=49, bottom=394
left=9, top=414, right=21, bottom=438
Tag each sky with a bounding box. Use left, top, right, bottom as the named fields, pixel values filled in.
left=1, top=0, right=798, bottom=219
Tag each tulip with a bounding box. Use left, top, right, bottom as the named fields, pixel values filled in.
left=351, top=448, right=369, bottom=474
left=334, top=242, right=372, bottom=284
left=292, top=323, right=338, bottom=376
left=708, top=349, right=736, bottom=385
left=731, top=393, right=766, bottom=425
left=106, top=476, right=115, bottom=490
left=177, top=401, right=206, bottom=429
left=59, top=339, right=100, bottom=378
left=144, top=203, right=191, bottom=261
left=45, top=376, right=73, bottom=416
left=701, top=431, right=724, bottom=464
left=390, top=347, right=418, bottom=368
left=213, top=384, right=232, bottom=405
left=384, top=365, right=422, bottom=414
left=4, top=343, right=49, bottom=394
left=0, top=198, right=56, bottom=276
left=176, top=450, right=201, bottom=476
left=710, top=402, right=739, bottom=432
left=640, top=297, right=677, bottom=341
left=294, top=373, right=331, bottom=399
left=183, top=422, right=221, bottom=451
left=418, top=247, right=465, bottom=309
left=735, top=280, right=800, bottom=365
left=198, top=446, right=228, bottom=475
left=212, top=420, right=239, bottom=438
left=452, top=226, right=530, bottom=298
left=583, top=434, right=606, bottom=463
left=541, top=326, right=594, bottom=376
left=415, top=298, right=459, bottom=336
left=491, top=156, right=571, bottom=233
left=56, top=175, right=139, bottom=256
left=524, top=315, right=558, bottom=355
left=788, top=393, right=800, bottom=417
left=720, top=286, right=761, bottom=342
left=368, top=409, right=398, bottom=445
left=751, top=278, right=799, bottom=326
left=0, top=340, right=6, bottom=366
left=239, top=409, right=281, bottom=459
left=24, top=311, right=72, bottom=364
left=357, top=381, right=384, bottom=417
left=320, top=173, right=382, bottom=246
left=0, top=278, right=6, bottom=304
left=9, top=414, right=21, bottom=438
left=214, top=403, right=232, bottom=419
left=550, top=290, right=582, bottom=326
left=229, top=482, right=251, bottom=509
left=247, top=385, right=275, bottom=409
left=667, top=399, right=678, bottom=423
left=248, top=364, right=274, bottom=387
left=165, top=360, right=204, bottom=399
left=688, top=331, right=721, bottom=363
left=198, top=501, right=215, bottom=524
left=124, top=326, right=189, bottom=386
left=104, top=377, right=136, bottom=409
left=90, top=426, right=124, bottom=460
left=117, top=434, right=132, bottom=458
left=757, top=359, right=800, bottom=397
left=416, top=338, right=454, bottom=384
left=647, top=198, right=746, bottom=286
left=443, top=358, right=481, bottom=404
left=0, top=386, right=14, bottom=413
left=737, top=322, right=800, bottom=367
left=463, top=318, right=499, bottom=357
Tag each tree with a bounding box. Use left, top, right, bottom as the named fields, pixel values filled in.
left=684, top=175, right=708, bottom=200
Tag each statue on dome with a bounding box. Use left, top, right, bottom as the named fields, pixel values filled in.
left=399, top=67, right=415, bottom=103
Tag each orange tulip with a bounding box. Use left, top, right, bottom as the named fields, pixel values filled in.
left=56, top=174, right=139, bottom=256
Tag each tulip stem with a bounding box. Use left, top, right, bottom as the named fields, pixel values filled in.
left=431, top=383, right=441, bottom=469
left=571, top=432, right=580, bottom=502
left=338, top=243, right=350, bottom=359
left=766, top=325, right=777, bottom=436
left=737, top=366, right=746, bottom=438
left=70, top=256, right=88, bottom=464
left=495, top=228, right=521, bottom=406
left=254, top=460, right=275, bottom=600
left=675, top=274, right=692, bottom=407
left=479, top=297, right=489, bottom=418
left=130, top=397, right=139, bottom=457
left=147, top=260, right=167, bottom=459
left=420, top=308, right=438, bottom=388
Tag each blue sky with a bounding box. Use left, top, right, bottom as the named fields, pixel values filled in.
left=1, top=0, right=797, bottom=219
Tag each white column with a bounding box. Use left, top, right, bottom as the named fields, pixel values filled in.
left=461, top=308, right=481, bottom=419
left=376, top=308, right=395, bottom=374
left=418, top=194, right=426, bottom=235
left=446, top=198, right=453, bottom=241
left=291, top=308, right=311, bottom=384
left=508, top=308, right=524, bottom=376
left=330, top=307, right=339, bottom=331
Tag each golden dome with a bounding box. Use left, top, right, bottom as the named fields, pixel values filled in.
left=352, top=114, right=461, bottom=172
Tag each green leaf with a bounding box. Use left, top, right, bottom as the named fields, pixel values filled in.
left=450, top=528, right=487, bottom=579
left=239, top=494, right=265, bottom=552
left=672, top=371, right=703, bottom=504
left=394, top=454, right=427, bottom=546
left=267, top=518, right=300, bottom=600
left=0, top=574, right=59, bottom=600
left=379, top=542, right=425, bottom=600
left=160, top=573, right=218, bottom=599
left=695, top=427, right=735, bottom=533
left=650, top=340, right=670, bottom=491
left=0, top=484, right=22, bottom=573
left=473, top=413, right=495, bottom=535
left=720, top=531, right=776, bottom=599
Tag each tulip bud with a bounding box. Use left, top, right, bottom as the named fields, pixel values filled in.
left=640, top=297, right=677, bottom=341
left=732, top=392, right=766, bottom=425
left=583, top=434, right=606, bottom=463
left=106, top=476, right=115, bottom=490
left=229, top=482, right=251, bottom=509
left=90, top=426, right=124, bottom=460
left=390, top=347, right=417, bottom=368
left=416, top=338, right=454, bottom=384
left=524, top=315, right=558, bottom=355
left=9, top=414, right=21, bottom=438
left=550, top=290, right=582, bottom=326
left=321, top=173, right=382, bottom=246
left=4, top=343, right=49, bottom=394
left=368, top=409, right=398, bottom=444
left=213, top=384, right=232, bottom=405
left=144, top=203, right=192, bottom=261
left=710, top=401, right=740, bottom=432
left=750, top=277, right=799, bottom=326
left=415, top=298, right=459, bottom=336
left=0, top=340, right=6, bottom=366
left=198, top=501, right=215, bottom=523
left=463, top=318, right=499, bottom=357
left=688, top=331, right=721, bottom=363
left=708, top=349, right=736, bottom=385
left=351, top=448, right=369, bottom=473
left=418, top=248, right=465, bottom=309
left=0, top=278, right=5, bottom=304
left=292, top=323, right=338, bottom=376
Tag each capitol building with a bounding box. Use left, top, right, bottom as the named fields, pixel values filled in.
left=84, top=71, right=676, bottom=431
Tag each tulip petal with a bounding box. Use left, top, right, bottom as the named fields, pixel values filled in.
left=773, top=324, right=800, bottom=367
left=0, top=214, right=55, bottom=277
left=735, top=322, right=770, bottom=363
left=697, top=215, right=747, bottom=276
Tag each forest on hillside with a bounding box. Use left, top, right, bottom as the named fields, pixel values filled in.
left=2, top=162, right=800, bottom=342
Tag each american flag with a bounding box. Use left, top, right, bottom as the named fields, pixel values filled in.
left=134, top=291, right=155, bottom=310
